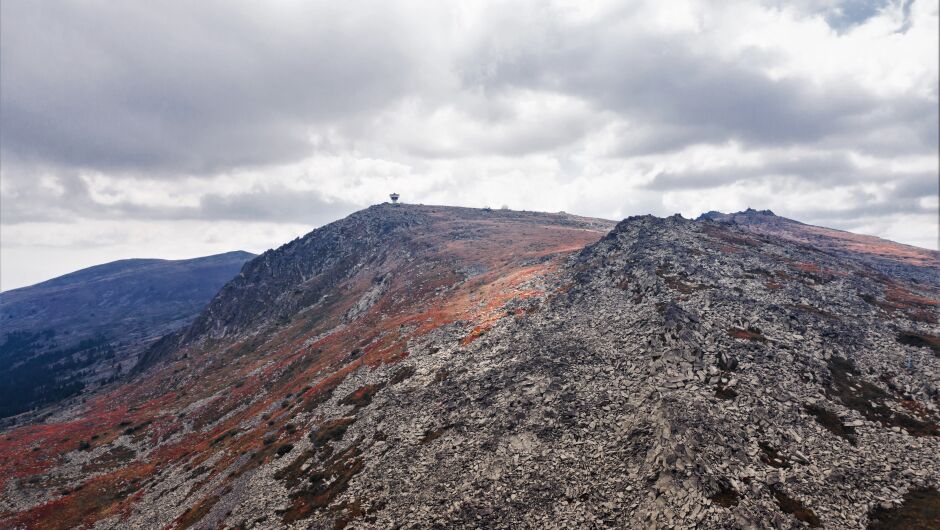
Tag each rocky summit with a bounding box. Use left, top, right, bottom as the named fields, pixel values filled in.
left=1, top=204, right=938, bottom=529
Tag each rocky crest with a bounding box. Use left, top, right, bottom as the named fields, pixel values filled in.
left=1, top=206, right=938, bottom=529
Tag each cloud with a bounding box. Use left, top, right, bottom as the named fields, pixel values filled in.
left=1, top=0, right=937, bottom=289
left=0, top=1, right=440, bottom=174
left=0, top=165, right=359, bottom=225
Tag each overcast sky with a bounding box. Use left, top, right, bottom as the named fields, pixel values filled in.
left=1, top=0, right=938, bottom=290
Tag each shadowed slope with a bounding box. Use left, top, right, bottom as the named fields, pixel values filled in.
left=0, top=251, right=255, bottom=420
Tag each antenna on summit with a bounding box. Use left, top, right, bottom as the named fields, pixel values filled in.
left=389, top=193, right=400, bottom=205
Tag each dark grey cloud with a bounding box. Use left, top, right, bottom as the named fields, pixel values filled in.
left=646, top=152, right=936, bottom=192
left=893, top=172, right=940, bottom=199
left=1, top=1, right=427, bottom=174
left=4, top=0, right=934, bottom=177
left=0, top=168, right=358, bottom=226
left=459, top=8, right=934, bottom=157
left=645, top=151, right=936, bottom=221
left=197, top=188, right=359, bottom=224
left=797, top=199, right=933, bottom=222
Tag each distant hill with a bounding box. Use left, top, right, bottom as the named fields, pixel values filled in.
left=698, top=208, right=939, bottom=284
left=0, top=251, right=255, bottom=419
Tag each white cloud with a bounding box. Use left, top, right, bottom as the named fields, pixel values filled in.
left=1, top=0, right=937, bottom=289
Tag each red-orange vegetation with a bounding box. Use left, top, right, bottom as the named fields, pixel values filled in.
left=174, top=494, right=220, bottom=529
left=0, top=211, right=612, bottom=529
left=339, top=383, right=386, bottom=410
left=702, top=224, right=760, bottom=248
left=279, top=445, right=364, bottom=524
left=8, top=461, right=156, bottom=530
left=801, top=224, right=940, bottom=268
left=860, top=283, right=939, bottom=324
left=728, top=327, right=767, bottom=342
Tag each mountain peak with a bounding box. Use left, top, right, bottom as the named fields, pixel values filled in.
left=742, top=207, right=776, bottom=216
left=2, top=205, right=938, bottom=530
left=697, top=208, right=777, bottom=221
left=143, top=204, right=617, bottom=361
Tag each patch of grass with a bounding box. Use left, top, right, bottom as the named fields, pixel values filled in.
left=177, top=495, right=220, bottom=529
left=758, top=442, right=791, bottom=469
left=771, top=485, right=821, bottom=528
left=805, top=404, right=857, bottom=445
left=121, top=420, right=151, bottom=437
left=420, top=425, right=452, bottom=444
left=332, top=498, right=366, bottom=529
left=899, top=399, right=934, bottom=421
left=279, top=445, right=364, bottom=524
left=389, top=366, right=415, bottom=385
left=897, top=331, right=940, bottom=357
left=826, top=357, right=937, bottom=437
left=728, top=327, right=766, bottom=342
left=210, top=429, right=238, bottom=446
left=16, top=471, right=145, bottom=530
left=861, top=291, right=939, bottom=324
left=339, top=383, right=385, bottom=410
left=81, top=446, right=136, bottom=473
left=274, top=449, right=315, bottom=489
left=868, top=487, right=940, bottom=529
left=709, top=481, right=740, bottom=508
left=310, top=417, right=356, bottom=447
left=298, top=375, right=343, bottom=414
left=791, top=262, right=835, bottom=284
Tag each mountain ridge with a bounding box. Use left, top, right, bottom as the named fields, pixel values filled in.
left=1, top=205, right=937, bottom=529
left=697, top=208, right=939, bottom=284
left=135, top=204, right=616, bottom=373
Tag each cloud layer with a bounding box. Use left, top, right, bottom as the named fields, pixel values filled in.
left=1, top=0, right=937, bottom=289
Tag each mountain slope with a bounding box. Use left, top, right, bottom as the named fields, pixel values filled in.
left=699, top=208, right=939, bottom=285
left=1, top=206, right=938, bottom=529
left=136, top=205, right=614, bottom=371
left=0, top=251, right=255, bottom=420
